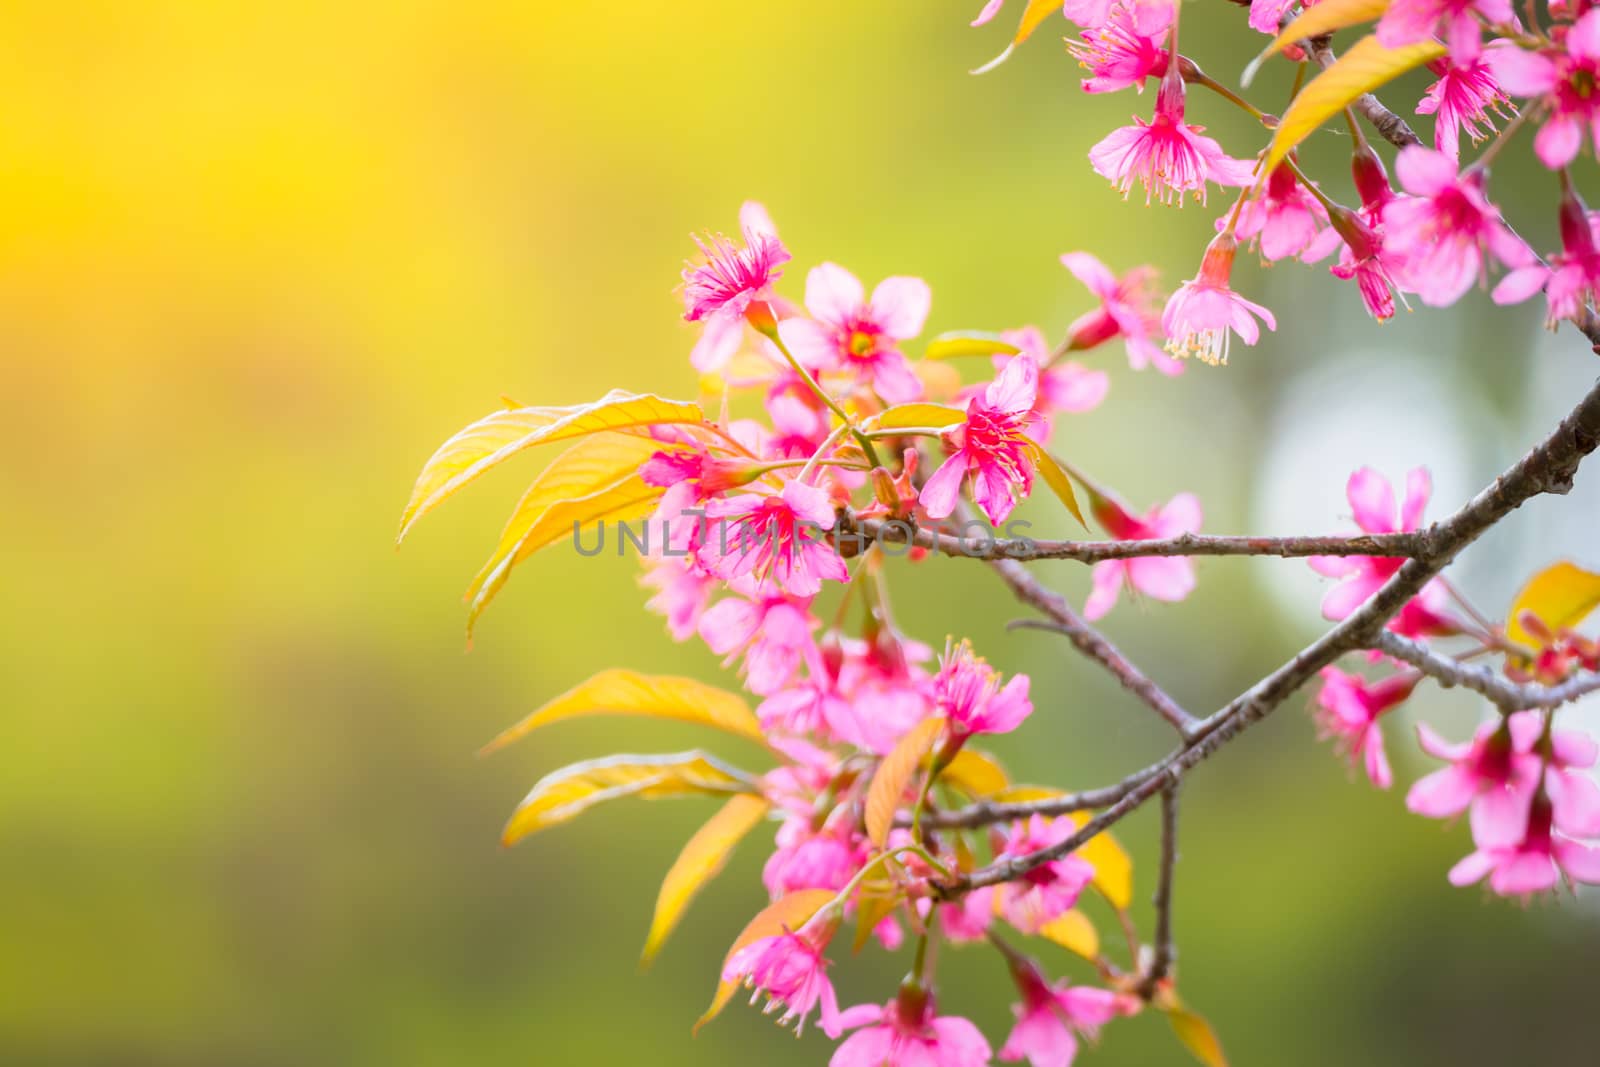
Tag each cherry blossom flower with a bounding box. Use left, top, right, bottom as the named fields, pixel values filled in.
left=1083, top=491, right=1201, bottom=620
left=1313, top=667, right=1418, bottom=789
left=933, top=887, right=996, bottom=943
left=699, top=480, right=849, bottom=598
left=777, top=263, right=930, bottom=403
left=1448, top=793, right=1600, bottom=897
left=1059, top=252, right=1179, bottom=373
left=1381, top=147, right=1534, bottom=307
left=1308, top=467, right=1458, bottom=638
left=698, top=586, right=818, bottom=695
left=724, top=910, right=845, bottom=1036
left=935, top=640, right=1035, bottom=739
left=1088, top=69, right=1257, bottom=207
left=831, top=993, right=993, bottom=1067
left=641, top=555, right=717, bottom=641
left=1001, top=964, right=1137, bottom=1067
left=1486, top=13, right=1600, bottom=169
left=1227, top=162, right=1331, bottom=262
left=1408, top=711, right=1544, bottom=846
left=963, top=327, right=1108, bottom=446
left=921, top=356, right=1041, bottom=526
left=995, top=815, right=1096, bottom=932
left=1323, top=204, right=1409, bottom=323
left=1068, top=2, right=1171, bottom=94
left=1543, top=724, right=1600, bottom=837
left=1248, top=0, right=1296, bottom=34
left=1162, top=233, right=1277, bottom=365
left=682, top=202, right=790, bottom=372
left=1418, top=57, right=1510, bottom=160
left=1376, top=0, right=1515, bottom=63
left=1494, top=185, right=1600, bottom=328
left=764, top=819, right=866, bottom=897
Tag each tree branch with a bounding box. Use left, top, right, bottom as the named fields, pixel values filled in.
left=1138, top=783, right=1180, bottom=999
left=938, top=373, right=1600, bottom=894
left=1371, top=630, right=1600, bottom=713
left=1306, top=36, right=1422, bottom=149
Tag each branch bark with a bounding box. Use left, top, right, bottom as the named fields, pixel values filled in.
left=1137, top=783, right=1180, bottom=999
left=1306, top=36, right=1422, bottom=149
left=1371, top=630, right=1600, bottom=713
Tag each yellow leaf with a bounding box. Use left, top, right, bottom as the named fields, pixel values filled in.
left=1169, top=1005, right=1230, bottom=1067
left=695, top=888, right=837, bottom=1033
left=397, top=390, right=704, bottom=542
left=1243, top=0, right=1392, bottom=85
left=852, top=886, right=900, bottom=953
left=483, top=670, right=764, bottom=756
left=973, top=0, right=1062, bottom=74
left=641, top=794, right=771, bottom=966
left=1264, top=35, right=1445, bottom=172
left=924, top=331, right=1023, bottom=360
left=942, top=748, right=1010, bottom=799
left=500, top=751, right=754, bottom=847
left=1039, top=909, right=1100, bottom=961
left=1070, top=811, right=1134, bottom=910
left=1505, top=561, right=1600, bottom=653
left=1026, top=444, right=1087, bottom=528
left=992, top=784, right=1061, bottom=804
left=863, top=402, right=967, bottom=432
left=865, top=717, right=947, bottom=847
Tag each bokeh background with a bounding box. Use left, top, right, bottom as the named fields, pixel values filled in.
left=5, top=2, right=1599, bottom=1064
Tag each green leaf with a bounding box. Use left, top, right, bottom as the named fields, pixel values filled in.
left=1243, top=0, right=1392, bottom=85
left=481, top=669, right=766, bottom=755
left=924, top=331, right=1023, bottom=360
left=1264, top=35, right=1444, bottom=172
left=500, top=751, right=755, bottom=846
left=641, top=794, right=770, bottom=966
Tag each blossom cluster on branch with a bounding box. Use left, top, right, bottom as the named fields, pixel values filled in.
left=400, top=2, right=1600, bottom=1064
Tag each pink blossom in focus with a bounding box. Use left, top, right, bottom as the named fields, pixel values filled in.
left=698, top=480, right=849, bottom=598
left=1059, top=251, right=1180, bottom=373
left=1376, top=0, right=1516, bottom=63
left=830, top=995, right=994, bottom=1067
left=1001, top=966, right=1137, bottom=1067
left=1083, top=491, right=1201, bottom=620
left=1485, top=12, right=1600, bottom=169
left=1494, top=188, right=1600, bottom=328
left=1088, top=71, right=1257, bottom=207
left=995, top=815, right=1096, bottom=933
left=1308, top=467, right=1458, bottom=638
left=1313, top=667, right=1418, bottom=789
left=724, top=913, right=845, bottom=1037
left=1448, top=794, right=1600, bottom=897
left=935, top=640, right=1034, bottom=739
left=1227, top=162, right=1331, bottom=262
left=777, top=263, right=930, bottom=404
left=1068, top=2, right=1171, bottom=94
left=1381, top=146, right=1534, bottom=306
left=961, top=327, right=1109, bottom=446
left=1408, top=711, right=1544, bottom=846
left=682, top=203, right=790, bottom=370
left=1323, top=204, right=1409, bottom=323
left=921, top=356, right=1041, bottom=526
left=1418, top=57, right=1509, bottom=160
left=1162, top=233, right=1277, bottom=366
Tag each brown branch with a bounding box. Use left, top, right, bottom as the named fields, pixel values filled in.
left=1137, top=783, right=1180, bottom=999
left=1306, top=36, right=1422, bottom=149
left=915, top=757, right=1169, bottom=830
left=844, top=519, right=1423, bottom=564
left=1371, top=630, right=1600, bottom=713
left=938, top=373, right=1600, bottom=893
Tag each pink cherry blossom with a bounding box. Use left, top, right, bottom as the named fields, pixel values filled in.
left=1486, top=13, right=1600, bottom=169
left=1308, top=467, right=1459, bottom=638
left=1448, top=794, right=1600, bottom=898
left=1228, top=162, right=1331, bottom=263
left=1381, top=147, right=1533, bottom=307
left=1494, top=188, right=1600, bottom=328
left=1059, top=252, right=1180, bottom=373
left=697, top=480, right=848, bottom=599
left=933, top=887, right=996, bottom=943
left=1323, top=205, right=1409, bottom=323
left=935, top=640, right=1034, bottom=739
left=764, top=819, right=866, bottom=897
left=641, top=555, right=717, bottom=642
left=1248, top=0, right=1296, bottom=35
left=1376, top=0, right=1515, bottom=64
left=831, top=994, right=993, bottom=1067
left=971, top=0, right=1006, bottom=26
left=724, top=912, right=845, bottom=1037
left=921, top=356, right=1041, bottom=526
left=1088, top=71, right=1257, bottom=207
left=698, top=587, right=818, bottom=696
left=1418, top=57, right=1509, bottom=160
left=1313, top=668, right=1418, bottom=789
left=964, top=327, right=1108, bottom=446
left=1001, top=968, right=1136, bottom=1067
left=1083, top=491, right=1201, bottom=620
left=1162, top=233, right=1276, bottom=366
left=777, top=263, right=930, bottom=404
left=995, top=815, right=1096, bottom=933
left=682, top=202, right=790, bottom=328
left=1543, top=721, right=1600, bottom=837
left=1408, top=711, right=1544, bottom=847
left=1068, top=2, right=1171, bottom=94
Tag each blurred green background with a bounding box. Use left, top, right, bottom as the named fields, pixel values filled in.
left=5, top=1, right=1599, bottom=1064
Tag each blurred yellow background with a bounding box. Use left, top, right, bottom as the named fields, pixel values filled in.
left=5, top=2, right=1599, bottom=1064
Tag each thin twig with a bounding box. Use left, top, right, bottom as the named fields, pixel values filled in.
left=1371, top=630, right=1600, bottom=713
left=1138, top=783, right=1180, bottom=999
left=1306, top=36, right=1422, bottom=149
left=913, top=758, right=1169, bottom=830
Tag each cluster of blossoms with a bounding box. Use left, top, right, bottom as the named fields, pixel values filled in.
left=400, top=2, right=1600, bottom=1064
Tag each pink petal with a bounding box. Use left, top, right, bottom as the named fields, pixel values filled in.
left=1364, top=728, right=1394, bottom=789
left=777, top=316, right=842, bottom=371
left=971, top=0, right=1005, bottom=26
left=1127, top=555, right=1196, bottom=602
left=1547, top=769, right=1600, bottom=837
left=1407, top=766, right=1477, bottom=818
left=1492, top=264, right=1551, bottom=305
left=739, top=200, right=779, bottom=238
left=1060, top=251, right=1117, bottom=297
left=870, top=275, right=932, bottom=339
left=1394, top=146, right=1459, bottom=198
left=1447, top=849, right=1494, bottom=886
left=1154, top=491, right=1202, bottom=536
left=1322, top=575, right=1379, bottom=620
left=1552, top=729, right=1599, bottom=769
left=1535, top=115, right=1583, bottom=171
left=1490, top=850, right=1559, bottom=895
left=1554, top=838, right=1600, bottom=884
left=986, top=353, right=1040, bottom=413
left=1572, top=9, right=1600, bottom=61
left=919, top=454, right=968, bottom=520
left=870, top=351, right=926, bottom=405
left=1347, top=467, right=1398, bottom=533
left=1415, top=721, right=1471, bottom=762
left=1083, top=560, right=1127, bottom=621
left=804, top=262, right=864, bottom=325
left=1483, top=41, right=1559, bottom=96
left=690, top=313, right=744, bottom=373
left=1470, top=785, right=1534, bottom=850
left=1400, top=467, right=1431, bottom=531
